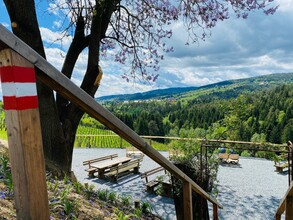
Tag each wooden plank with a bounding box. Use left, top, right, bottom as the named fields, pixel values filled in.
left=91, top=157, right=131, bottom=170
left=275, top=214, right=281, bottom=220
left=183, top=181, right=193, bottom=220
left=213, top=203, right=219, bottom=220
left=0, top=49, right=49, bottom=219
left=83, top=153, right=118, bottom=166
left=106, top=161, right=139, bottom=176
left=141, top=167, right=165, bottom=181
left=285, top=196, right=293, bottom=220
left=275, top=182, right=293, bottom=216
left=0, top=24, right=222, bottom=209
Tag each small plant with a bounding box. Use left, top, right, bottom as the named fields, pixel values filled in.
left=113, top=208, right=133, bottom=220
left=141, top=201, right=152, bottom=214
left=0, top=155, right=13, bottom=196
left=63, top=174, right=70, bottom=184
left=73, top=181, right=83, bottom=194
left=0, top=155, right=9, bottom=175
left=108, top=191, right=117, bottom=203
left=83, top=183, right=96, bottom=200
left=134, top=208, right=143, bottom=218
left=62, top=197, right=76, bottom=216
left=52, top=178, right=60, bottom=194
left=97, top=189, right=108, bottom=201
left=155, top=175, right=165, bottom=196
left=119, top=194, right=132, bottom=207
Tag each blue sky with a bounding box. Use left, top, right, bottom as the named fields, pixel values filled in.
left=1, top=0, right=293, bottom=98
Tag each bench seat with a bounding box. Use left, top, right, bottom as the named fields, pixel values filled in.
left=141, top=167, right=167, bottom=194
left=104, top=159, right=140, bottom=182
left=274, top=162, right=288, bottom=173
left=85, top=167, right=98, bottom=178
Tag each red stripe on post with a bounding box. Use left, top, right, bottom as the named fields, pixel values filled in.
left=3, top=96, right=39, bottom=110
left=0, top=66, right=36, bottom=83
left=3, top=96, right=17, bottom=110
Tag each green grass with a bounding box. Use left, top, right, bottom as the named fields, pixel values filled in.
left=0, top=129, right=7, bottom=140
left=75, top=126, right=169, bottom=151
left=0, top=125, right=168, bottom=151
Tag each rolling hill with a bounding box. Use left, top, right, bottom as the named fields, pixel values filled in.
left=96, top=73, right=293, bottom=102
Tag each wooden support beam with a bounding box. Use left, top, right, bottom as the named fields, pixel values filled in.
left=213, top=203, right=219, bottom=220
left=275, top=214, right=281, bottom=220
left=0, top=49, right=49, bottom=219
left=275, top=182, right=293, bottom=218
left=285, top=196, right=293, bottom=220
left=183, top=181, right=192, bottom=220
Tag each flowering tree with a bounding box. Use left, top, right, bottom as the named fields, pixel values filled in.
left=3, top=0, right=277, bottom=174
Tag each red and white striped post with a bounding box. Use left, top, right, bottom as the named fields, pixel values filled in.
left=0, top=49, right=49, bottom=219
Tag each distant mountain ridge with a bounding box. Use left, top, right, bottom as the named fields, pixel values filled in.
left=96, top=86, right=198, bottom=101
left=96, top=73, right=293, bottom=102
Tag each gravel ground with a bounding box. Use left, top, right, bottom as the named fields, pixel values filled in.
left=72, top=148, right=288, bottom=220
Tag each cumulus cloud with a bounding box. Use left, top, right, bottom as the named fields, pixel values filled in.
left=40, top=27, right=72, bottom=48
left=155, top=0, right=293, bottom=88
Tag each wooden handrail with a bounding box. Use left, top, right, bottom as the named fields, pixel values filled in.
left=0, top=24, right=223, bottom=217
left=275, top=182, right=293, bottom=220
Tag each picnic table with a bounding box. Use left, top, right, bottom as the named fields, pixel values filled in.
left=90, top=156, right=132, bottom=178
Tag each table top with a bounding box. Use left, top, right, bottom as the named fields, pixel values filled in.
left=90, top=157, right=132, bottom=170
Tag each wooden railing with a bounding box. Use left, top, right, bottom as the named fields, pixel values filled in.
left=275, top=141, right=293, bottom=220
left=275, top=182, right=293, bottom=220
left=0, top=24, right=222, bottom=219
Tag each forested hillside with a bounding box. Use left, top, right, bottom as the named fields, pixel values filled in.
left=0, top=74, right=292, bottom=145
left=106, top=83, right=293, bottom=144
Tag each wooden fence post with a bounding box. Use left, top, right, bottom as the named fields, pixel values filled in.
left=286, top=193, right=293, bottom=220
left=0, top=49, right=49, bottom=219
left=183, top=181, right=193, bottom=220
left=213, top=203, right=219, bottom=220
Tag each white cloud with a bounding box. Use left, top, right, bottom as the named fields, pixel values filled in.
left=48, top=3, right=59, bottom=15
left=40, top=27, right=72, bottom=48
left=53, top=20, right=62, bottom=29
left=276, top=0, right=293, bottom=12
left=44, top=47, right=65, bottom=71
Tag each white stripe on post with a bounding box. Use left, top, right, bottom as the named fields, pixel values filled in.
left=2, top=82, right=37, bottom=97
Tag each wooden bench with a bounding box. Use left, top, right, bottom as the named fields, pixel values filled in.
left=141, top=167, right=166, bottom=193
left=104, top=159, right=141, bottom=182
left=274, top=162, right=288, bottom=173
left=218, top=153, right=239, bottom=164
left=126, top=147, right=144, bottom=159
left=83, top=153, right=118, bottom=177
left=227, top=154, right=239, bottom=164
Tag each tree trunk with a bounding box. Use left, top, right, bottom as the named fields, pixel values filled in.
left=4, top=0, right=116, bottom=177
left=3, top=0, right=68, bottom=175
